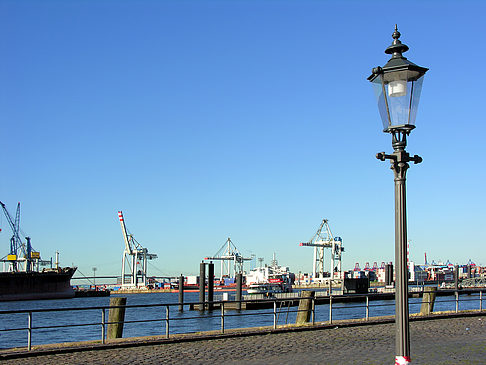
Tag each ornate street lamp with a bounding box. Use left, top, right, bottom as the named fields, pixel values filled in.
left=368, top=25, right=428, bottom=365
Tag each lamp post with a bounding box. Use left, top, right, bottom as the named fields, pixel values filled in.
left=368, top=26, right=428, bottom=365
left=92, top=267, right=97, bottom=288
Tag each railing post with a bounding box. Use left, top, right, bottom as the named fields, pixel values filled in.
left=455, top=291, right=459, bottom=313
left=311, top=298, right=315, bottom=325
left=27, top=311, right=32, bottom=351
left=165, top=306, right=170, bottom=338
left=101, top=308, right=106, bottom=344
left=221, top=302, right=225, bottom=334
left=480, top=291, right=483, bottom=311
left=366, top=296, right=369, bottom=321
left=273, top=300, right=277, bottom=329
left=329, top=295, right=333, bottom=325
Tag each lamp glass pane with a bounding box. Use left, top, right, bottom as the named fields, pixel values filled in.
left=408, top=75, right=424, bottom=126
left=385, top=81, right=411, bottom=127
left=371, top=74, right=390, bottom=130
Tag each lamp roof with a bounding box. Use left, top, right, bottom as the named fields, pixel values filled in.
left=368, top=25, right=428, bottom=81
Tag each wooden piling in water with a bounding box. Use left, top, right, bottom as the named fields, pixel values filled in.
left=420, top=287, right=437, bottom=315
left=235, top=273, right=242, bottom=311
left=207, top=262, right=214, bottom=310
left=107, top=297, right=126, bottom=339
left=454, top=265, right=459, bottom=290
left=199, top=262, right=206, bottom=311
left=178, top=275, right=184, bottom=311
left=385, top=264, right=393, bottom=286
left=295, top=290, right=315, bottom=325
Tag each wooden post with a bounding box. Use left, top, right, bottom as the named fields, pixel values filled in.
left=454, top=265, right=459, bottom=290
left=178, top=275, right=184, bottom=311
left=235, top=273, right=243, bottom=311
left=385, top=263, right=393, bottom=286
left=207, top=262, right=214, bottom=311
left=295, top=290, right=315, bottom=325
left=199, top=262, right=206, bottom=311
left=107, top=297, right=126, bottom=339
left=420, top=287, right=437, bottom=315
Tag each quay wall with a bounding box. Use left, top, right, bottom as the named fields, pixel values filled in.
left=1, top=310, right=485, bottom=362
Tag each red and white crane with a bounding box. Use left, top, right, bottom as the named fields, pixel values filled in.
left=118, top=211, right=157, bottom=288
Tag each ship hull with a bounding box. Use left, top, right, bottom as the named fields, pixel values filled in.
left=247, top=282, right=292, bottom=295
left=0, top=267, right=76, bottom=301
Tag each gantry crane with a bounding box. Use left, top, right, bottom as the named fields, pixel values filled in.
left=204, top=237, right=253, bottom=278
left=118, top=211, right=157, bottom=288
left=0, top=201, right=44, bottom=272
left=299, top=219, right=344, bottom=281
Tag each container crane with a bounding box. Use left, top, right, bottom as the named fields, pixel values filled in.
left=0, top=201, right=44, bottom=272
left=204, top=237, right=252, bottom=279
left=299, top=219, right=344, bottom=281
left=118, top=211, right=158, bottom=288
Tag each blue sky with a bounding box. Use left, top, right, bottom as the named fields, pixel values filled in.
left=1, top=0, right=485, bottom=277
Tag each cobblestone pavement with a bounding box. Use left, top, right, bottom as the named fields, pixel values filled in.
left=2, top=316, right=486, bottom=364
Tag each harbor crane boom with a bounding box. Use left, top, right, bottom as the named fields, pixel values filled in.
left=117, top=211, right=158, bottom=288
left=118, top=210, right=133, bottom=254
left=0, top=201, right=42, bottom=272
left=205, top=237, right=253, bottom=278
left=1, top=202, right=27, bottom=261
left=299, top=219, right=344, bottom=281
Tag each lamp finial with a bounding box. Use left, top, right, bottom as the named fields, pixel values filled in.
left=385, top=25, right=409, bottom=58
left=392, top=24, right=400, bottom=40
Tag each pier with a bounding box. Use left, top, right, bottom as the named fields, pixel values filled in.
left=188, top=288, right=483, bottom=311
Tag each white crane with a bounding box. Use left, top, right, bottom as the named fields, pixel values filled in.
left=204, top=237, right=253, bottom=279
left=118, top=211, right=157, bottom=288
left=299, top=219, right=344, bottom=281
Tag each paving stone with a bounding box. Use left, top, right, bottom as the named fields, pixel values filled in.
left=2, top=316, right=485, bottom=364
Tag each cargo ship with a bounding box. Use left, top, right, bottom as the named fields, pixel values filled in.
left=0, top=266, right=77, bottom=301
left=245, top=254, right=294, bottom=295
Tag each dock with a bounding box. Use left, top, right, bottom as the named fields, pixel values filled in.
left=188, top=288, right=482, bottom=310
left=74, top=289, right=110, bottom=298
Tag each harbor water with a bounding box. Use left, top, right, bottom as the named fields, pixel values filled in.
left=0, top=291, right=483, bottom=350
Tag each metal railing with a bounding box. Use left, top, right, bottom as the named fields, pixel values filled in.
left=0, top=290, right=483, bottom=351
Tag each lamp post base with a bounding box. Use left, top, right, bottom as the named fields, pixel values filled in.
left=395, top=355, right=411, bottom=364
